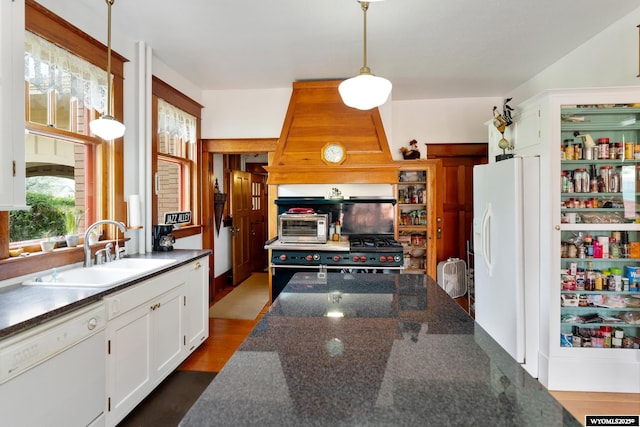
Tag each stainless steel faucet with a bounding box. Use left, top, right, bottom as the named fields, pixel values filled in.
left=84, top=220, right=127, bottom=267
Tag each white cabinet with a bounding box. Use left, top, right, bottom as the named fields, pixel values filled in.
left=184, top=259, right=209, bottom=353
left=105, top=270, right=184, bottom=426
left=0, top=0, right=26, bottom=209
left=104, top=257, right=209, bottom=426
left=516, top=88, right=640, bottom=393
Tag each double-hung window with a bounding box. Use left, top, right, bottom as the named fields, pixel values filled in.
left=8, top=0, right=125, bottom=250
left=152, top=77, right=202, bottom=231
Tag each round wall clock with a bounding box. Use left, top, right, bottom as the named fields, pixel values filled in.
left=321, top=142, right=346, bottom=165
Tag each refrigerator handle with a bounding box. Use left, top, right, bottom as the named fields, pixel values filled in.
left=482, top=204, right=492, bottom=276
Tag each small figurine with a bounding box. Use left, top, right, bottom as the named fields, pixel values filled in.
left=492, top=99, right=515, bottom=160
left=400, top=139, right=421, bottom=159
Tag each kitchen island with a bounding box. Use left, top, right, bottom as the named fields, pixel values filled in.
left=182, top=272, right=580, bottom=426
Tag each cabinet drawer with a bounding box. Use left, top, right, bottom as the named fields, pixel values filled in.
left=105, top=265, right=187, bottom=319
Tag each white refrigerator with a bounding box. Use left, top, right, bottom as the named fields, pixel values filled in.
left=472, top=156, right=540, bottom=377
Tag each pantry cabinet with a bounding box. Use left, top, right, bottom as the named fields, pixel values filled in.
left=514, top=88, right=640, bottom=393
left=395, top=161, right=439, bottom=278
left=0, top=0, right=26, bottom=209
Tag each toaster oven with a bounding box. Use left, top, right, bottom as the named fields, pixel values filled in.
left=278, top=213, right=328, bottom=243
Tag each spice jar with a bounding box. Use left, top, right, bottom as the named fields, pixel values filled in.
left=625, top=142, right=634, bottom=160
left=600, top=326, right=612, bottom=348
left=574, top=168, right=588, bottom=193
left=600, top=166, right=613, bottom=192
left=564, top=143, right=574, bottom=161
left=615, top=142, right=624, bottom=159
left=598, top=138, right=610, bottom=159
left=609, top=141, right=617, bottom=160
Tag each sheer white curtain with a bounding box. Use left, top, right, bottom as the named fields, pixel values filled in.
left=24, top=31, right=108, bottom=114
left=157, top=98, right=197, bottom=144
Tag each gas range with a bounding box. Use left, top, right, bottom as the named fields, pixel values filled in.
left=348, top=235, right=403, bottom=253
left=270, top=234, right=403, bottom=268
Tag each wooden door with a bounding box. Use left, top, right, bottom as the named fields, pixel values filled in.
left=249, top=171, right=267, bottom=272
left=231, top=171, right=251, bottom=285
left=426, top=143, right=488, bottom=263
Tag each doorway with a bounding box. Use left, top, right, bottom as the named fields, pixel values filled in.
left=426, top=143, right=488, bottom=263
left=201, top=138, right=277, bottom=299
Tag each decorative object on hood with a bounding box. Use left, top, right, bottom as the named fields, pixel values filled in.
left=400, top=139, right=421, bottom=159
left=338, top=0, right=392, bottom=111
left=327, top=187, right=344, bottom=200
left=89, top=0, right=125, bottom=140
left=493, top=98, right=515, bottom=162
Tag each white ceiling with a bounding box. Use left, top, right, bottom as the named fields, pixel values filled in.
left=95, top=0, right=639, bottom=100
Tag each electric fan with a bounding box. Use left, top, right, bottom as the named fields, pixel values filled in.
left=436, top=257, right=467, bottom=298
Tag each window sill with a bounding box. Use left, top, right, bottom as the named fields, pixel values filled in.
left=0, top=240, right=122, bottom=282
left=171, top=224, right=202, bottom=240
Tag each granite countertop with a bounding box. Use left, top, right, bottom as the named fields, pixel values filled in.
left=0, top=249, right=210, bottom=339
left=182, top=272, right=580, bottom=427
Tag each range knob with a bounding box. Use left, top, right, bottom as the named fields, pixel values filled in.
left=379, top=256, right=387, bottom=262
left=332, top=255, right=341, bottom=262
left=394, top=255, right=402, bottom=262
left=352, top=255, right=360, bottom=262
left=306, top=254, right=314, bottom=262
left=278, top=254, right=288, bottom=262
left=359, top=256, right=367, bottom=263
left=313, top=253, right=320, bottom=261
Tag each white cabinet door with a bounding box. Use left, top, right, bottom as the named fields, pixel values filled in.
left=106, top=300, right=153, bottom=425
left=105, top=272, right=185, bottom=426
left=184, top=258, right=209, bottom=353
left=151, top=285, right=184, bottom=382
left=0, top=0, right=26, bottom=209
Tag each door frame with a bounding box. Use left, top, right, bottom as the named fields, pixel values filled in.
left=426, top=143, right=488, bottom=263
left=201, top=139, right=277, bottom=298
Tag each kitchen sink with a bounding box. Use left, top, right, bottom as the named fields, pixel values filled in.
left=92, top=258, right=176, bottom=271
left=22, top=258, right=177, bottom=288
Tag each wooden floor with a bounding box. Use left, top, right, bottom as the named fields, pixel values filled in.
left=179, top=279, right=640, bottom=426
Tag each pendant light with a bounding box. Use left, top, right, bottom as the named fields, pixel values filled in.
left=338, top=0, right=392, bottom=111
left=90, top=0, right=125, bottom=140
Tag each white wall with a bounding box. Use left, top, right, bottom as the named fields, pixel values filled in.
left=201, top=88, right=291, bottom=138
left=391, top=97, right=501, bottom=159
left=509, top=6, right=640, bottom=102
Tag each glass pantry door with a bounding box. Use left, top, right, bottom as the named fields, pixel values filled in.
left=559, top=104, right=640, bottom=352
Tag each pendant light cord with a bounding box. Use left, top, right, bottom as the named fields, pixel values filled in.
left=360, top=1, right=370, bottom=74
left=106, top=0, right=114, bottom=117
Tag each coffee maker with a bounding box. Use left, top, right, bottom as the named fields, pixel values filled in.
left=153, top=224, right=175, bottom=251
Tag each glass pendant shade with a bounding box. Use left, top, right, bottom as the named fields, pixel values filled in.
left=90, top=114, right=126, bottom=140
left=339, top=73, right=392, bottom=110
left=339, top=0, right=391, bottom=110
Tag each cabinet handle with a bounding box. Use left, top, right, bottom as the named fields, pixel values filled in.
left=555, top=225, right=560, bottom=230
left=195, top=261, right=201, bottom=269
left=150, top=302, right=161, bottom=311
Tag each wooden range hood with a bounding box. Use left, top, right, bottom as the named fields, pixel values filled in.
left=265, top=80, right=397, bottom=184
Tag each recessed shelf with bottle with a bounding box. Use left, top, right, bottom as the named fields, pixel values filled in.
left=396, top=166, right=432, bottom=274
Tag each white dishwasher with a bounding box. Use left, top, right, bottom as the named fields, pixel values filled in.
left=0, top=301, right=107, bottom=427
